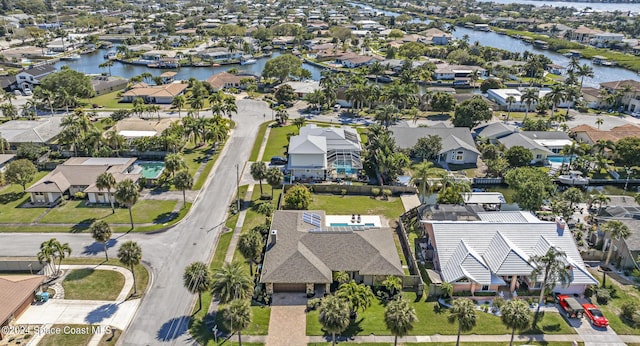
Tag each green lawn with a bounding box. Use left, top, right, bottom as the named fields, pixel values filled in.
left=62, top=268, right=125, bottom=300
left=0, top=171, right=50, bottom=223
left=40, top=200, right=177, bottom=225
left=307, top=292, right=574, bottom=336
left=213, top=304, right=271, bottom=335
left=250, top=122, right=273, bottom=161
left=38, top=325, right=95, bottom=346
left=307, top=194, right=405, bottom=221
left=61, top=258, right=150, bottom=299
left=589, top=269, right=640, bottom=335
left=262, top=124, right=298, bottom=160
left=82, top=90, right=132, bottom=109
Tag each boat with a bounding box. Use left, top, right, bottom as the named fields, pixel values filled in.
left=240, top=56, right=257, bottom=65
left=104, top=51, right=116, bottom=59
left=557, top=171, right=589, bottom=186
left=60, top=54, right=81, bottom=60
left=212, top=63, right=221, bottom=67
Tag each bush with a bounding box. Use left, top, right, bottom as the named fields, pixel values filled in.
left=632, top=269, right=640, bottom=283
left=595, top=288, right=611, bottom=304
left=306, top=298, right=322, bottom=311
left=260, top=194, right=272, bottom=200
left=371, top=187, right=380, bottom=198
left=584, top=285, right=594, bottom=298
left=622, top=301, right=638, bottom=320
left=73, top=191, right=86, bottom=200
left=340, top=189, right=347, bottom=197
left=283, top=185, right=311, bottom=210
left=382, top=189, right=392, bottom=200
left=493, top=296, right=505, bottom=309
left=110, top=109, right=131, bottom=121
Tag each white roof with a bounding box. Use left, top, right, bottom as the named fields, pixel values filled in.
left=464, top=192, right=506, bottom=205
left=425, top=220, right=597, bottom=286
left=477, top=211, right=543, bottom=223
left=533, top=139, right=574, bottom=147
left=118, top=130, right=157, bottom=138
left=288, top=135, right=326, bottom=154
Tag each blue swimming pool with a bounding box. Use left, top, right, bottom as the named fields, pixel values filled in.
left=330, top=223, right=375, bottom=227
left=547, top=155, right=577, bottom=164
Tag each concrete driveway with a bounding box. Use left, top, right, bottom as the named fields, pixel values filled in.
left=265, top=293, right=309, bottom=346
left=564, top=308, right=625, bottom=346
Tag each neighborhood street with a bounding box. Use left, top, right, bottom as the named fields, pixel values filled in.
left=0, top=99, right=269, bottom=345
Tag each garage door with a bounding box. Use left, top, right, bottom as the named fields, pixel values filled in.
left=273, top=283, right=306, bottom=292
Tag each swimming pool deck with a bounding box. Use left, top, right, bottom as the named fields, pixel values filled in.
left=324, top=215, right=382, bottom=227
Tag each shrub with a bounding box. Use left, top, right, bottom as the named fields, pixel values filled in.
left=632, top=269, right=640, bottom=283
left=595, top=288, right=611, bottom=304
left=493, top=296, right=505, bottom=309
left=371, top=187, right=380, bottom=198
left=584, top=285, right=594, bottom=298
left=382, top=189, right=392, bottom=200
left=283, top=185, right=311, bottom=210
left=622, top=301, right=638, bottom=320
left=306, top=298, right=322, bottom=311
left=73, top=191, right=86, bottom=200
left=340, top=189, right=347, bottom=197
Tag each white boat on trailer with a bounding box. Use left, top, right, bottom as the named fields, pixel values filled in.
left=557, top=170, right=589, bottom=185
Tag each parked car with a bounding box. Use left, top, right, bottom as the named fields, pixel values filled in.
left=631, top=111, right=640, bottom=118
left=557, top=294, right=584, bottom=318
left=583, top=303, right=609, bottom=327
left=23, top=87, right=32, bottom=96
left=270, top=156, right=288, bottom=165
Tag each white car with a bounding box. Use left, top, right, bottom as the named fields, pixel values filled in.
left=23, top=88, right=32, bottom=96
left=632, top=111, right=640, bottom=118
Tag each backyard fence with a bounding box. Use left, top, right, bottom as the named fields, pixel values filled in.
left=282, top=183, right=416, bottom=196
left=398, top=207, right=425, bottom=295
left=473, top=177, right=504, bottom=185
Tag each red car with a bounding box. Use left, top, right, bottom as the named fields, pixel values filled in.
left=583, top=303, right=609, bottom=327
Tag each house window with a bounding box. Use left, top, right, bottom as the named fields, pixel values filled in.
left=34, top=192, right=44, bottom=196
left=536, top=154, right=542, bottom=160
left=456, top=151, right=464, bottom=161
left=481, top=285, right=490, bottom=291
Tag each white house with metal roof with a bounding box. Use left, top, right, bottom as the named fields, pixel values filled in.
left=421, top=219, right=597, bottom=296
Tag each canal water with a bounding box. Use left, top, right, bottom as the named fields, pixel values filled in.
left=54, top=50, right=325, bottom=81
left=474, top=0, right=640, bottom=12
left=350, top=2, right=640, bottom=88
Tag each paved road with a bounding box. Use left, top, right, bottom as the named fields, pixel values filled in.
left=0, top=99, right=269, bottom=346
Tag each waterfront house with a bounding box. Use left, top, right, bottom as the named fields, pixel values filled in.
left=599, top=80, right=640, bottom=113
left=598, top=202, right=640, bottom=269
left=260, top=210, right=403, bottom=294
left=433, top=64, right=487, bottom=81
left=570, top=124, right=640, bottom=145
left=420, top=216, right=597, bottom=296
left=335, top=53, right=382, bottom=68
left=498, top=132, right=553, bottom=162
left=390, top=126, right=480, bottom=165
left=570, top=26, right=602, bottom=44
left=199, top=47, right=243, bottom=62
left=160, top=72, right=177, bottom=84
left=590, top=32, right=624, bottom=48
left=15, top=65, right=56, bottom=92
left=91, top=76, right=128, bottom=96
left=206, top=72, right=256, bottom=91
left=0, top=117, right=63, bottom=149
left=288, top=125, right=362, bottom=181
left=26, top=157, right=140, bottom=206
left=282, top=80, right=322, bottom=98
left=121, top=82, right=188, bottom=104
left=487, top=88, right=572, bottom=111
left=421, top=28, right=452, bottom=45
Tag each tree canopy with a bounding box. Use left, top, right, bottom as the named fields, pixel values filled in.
left=39, top=68, right=95, bottom=101
left=262, top=54, right=309, bottom=83
left=452, top=96, right=493, bottom=128
left=284, top=185, right=312, bottom=210
left=5, top=158, right=37, bottom=191
left=615, top=137, right=640, bottom=166
left=505, top=146, right=533, bottom=167
left=505, top=167, right=555, bottom=211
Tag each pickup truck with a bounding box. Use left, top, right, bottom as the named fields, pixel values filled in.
left=557, top=294, right=584, bottom=318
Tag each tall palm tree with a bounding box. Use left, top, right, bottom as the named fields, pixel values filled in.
left=501, top=299, right=532, bottom=346
left=37, top=238, right=59, bottom=275
left=250, top=161, right=268, bottom=195
left=90, top=220, right=112, bottom=261
left=99, top=60, right=114, bottom=76
left=53, top=241, right=72, bottom=276
left=601, top=220, right=631, bottom=267
left=589, top=193, right=609, bottom=214
left=595, top=117, right=604, bottom=130
left=411, top=161, right=445, bottom=203
left=114, top=179, right=139, bottom=229
left=319, top=294, right=351, bottom=346
left=164, top=153, right=187, bottom=178
left=222, top=299, right=252, bottom=346
left=505, top=95, right=516, bottom=121
left=96, top=172, right=117, bottom=213
left=530, top=247, right=572, bottom=325
left=3, top=90, right=16, bottom=105
left=172, top=95, right=186, bottom=118
left=545, top=83, right=566, bottom=117
left=337, top=280, right=375, bottom=318
left=237, top=230, right=263, bottom=275
left=448, top=298, right=477, bottom=346
left=117, top=240, right=142, bottom=295
left=375, top=104, right=398, bottom=129
left=183, top=261, right=212, bottom=312
left=384, top=298, right=418, bottom=346
left=266, top=167, right=284, bottom=199
left=210, top=261, right=253, bottom=304
left=174, top=170, right=193, bottom=206
left=576, top=64, right=594, bottom=89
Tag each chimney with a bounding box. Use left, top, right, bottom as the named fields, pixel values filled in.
left=270, top=229, right=278, bottom=245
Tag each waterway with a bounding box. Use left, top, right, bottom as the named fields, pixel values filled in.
left=54, top=50, right=326, bottom=81
left=474, top=0, right=640, bottom=12
left=350, top=2, right=640, bottom=87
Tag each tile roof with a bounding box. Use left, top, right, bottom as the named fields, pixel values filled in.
left=600, top=79, right=640, bottom=92
left=122, top=83, right=188, bottom=98
left=570, top=123, right=640, bottom=143
left=206, top=72, right=245, bottom=89
left=261, top=211, right=403, bottom=284
left=0, top=275, right=44, bottom=323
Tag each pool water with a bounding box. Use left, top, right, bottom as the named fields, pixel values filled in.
left=547, top=155, right=577, bottom=164
left=138, top=162, right=165, bottom=179
left=330, top=223, right=375, bottom=227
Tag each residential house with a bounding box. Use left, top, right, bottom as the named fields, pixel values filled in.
left=390, top=126, right=480, bottom=165
left=26, top=157, right=141, bottom=206
left=121, top=82, right=188, bottom=104
left=15, top=65, right=56, bottom=91
left=0, top=154, right=15, bottom=172
left=288, top=125, right=362, bottom=181
left=335, top=53, right=382, bottom=68
left=0, top=275, right=45, bottom=340
left=590, top=32, right=624, bottom=48
left=487, top=88, right=573, bottom=111
left=581, top=87, right=603, bottom=109
left=91, top=76, right=128, bottom=96
left=0, top=76, right=16, bottom=92
left=434, top=64, right=487, bottom=82
left=260, top=210, right=403, bottom=293
left=420, top=216, right=598, bottom=296
left=199, top=48, right=243, bottom=62
left=520, top=131, right=573, bottom=154
left=599, top=80, right=640, bottom=113
left=113, top=118, right=180, bottom=139
left=475, top=122, right=517, bottom=143
left=570, top=124, right=640, bottom=145
left=0, top=117, right=64, bottom=148
left=498, top=132, right=553, bottom=162
left=598, top=202, right=640, bottom=269
left=570, top=26, right=602, bottom=44
left=272, top=36, right=296, bottom=49
left=282, top=80, right=322, bottom=98
left=206, top=72, right=256, bottom=91
left=421, top=28, right=452, bottom=45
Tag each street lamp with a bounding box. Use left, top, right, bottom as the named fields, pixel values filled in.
left=623, top=166, right=631, bottom=196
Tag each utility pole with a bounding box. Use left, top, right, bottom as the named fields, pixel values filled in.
left=236, top=163, right=240, bottom=212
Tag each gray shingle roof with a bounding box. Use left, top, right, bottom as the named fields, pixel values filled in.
left=0, top=117, right=63, bottom=144
left=261, top=211, right=403, bottom=284
left=426, top=221, right=597, bottom=286
left=498, top=133, right=553, bottom=154
left=475, top=122, right=516, bottom=140
left=440, top=135, right=480, bottom=154
left=521, top=131, right=571, bottom=140
left=390, top=127, right=477, bottom=151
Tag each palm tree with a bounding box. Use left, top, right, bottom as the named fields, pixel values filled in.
left=172, top=95, right=186, bottom=118
left=52, top=241, right=72, bottom=275
left=448, top=298, right=477, bottom=346
left=183, top=261, right=211, bottom=312
left=545, top=83, right=566, bottom=116
left=601, top=220, right=631, bottom=267
left=505, top=95, right=516, bottom=121
left=501, top=299, right=532, bottom=346
left=375, top=104, right=398, bottom=129
left=90, top=220, right=112, bottom=261
left=530, top=247, right=572, bottom=324
left=164, top=153, right=187, bottom=178
left=37, top=238, right=59, bottom=275
left=114, top=179, right=139, bottom=229
left=265, top=167, right=284, bottom=199
left=118, top=240, right=142, bottom=295
left=292, top=117, right=306, bottom=129
left=318, top=294, right=351, bottom=346
left=250, top=161, right=268, bottom=195
left=576, top=64, right=594, bottom=89
left=96, top=172, right=117, bottom=213
left=237, top=230, right=264, bottom=275
left=222, top=299, right=252, bottom=346
left=0, top=135, right=9, bottom=154
left=174, top=170, right=193, bottom=206
left=384, top=298, right=418, bottom=346
left=3, top=90, right=16, bottom=105
left=411, top=161, right=445, bottom=203
left=99, top=60, right=114, bottom=76
left=595, top=117, right=604, bottom=130
left=210, top=261, right=253, bottom=304
left=37, top=89, right=56, bottom=116
left=337, top=280, right=375, bottom=318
